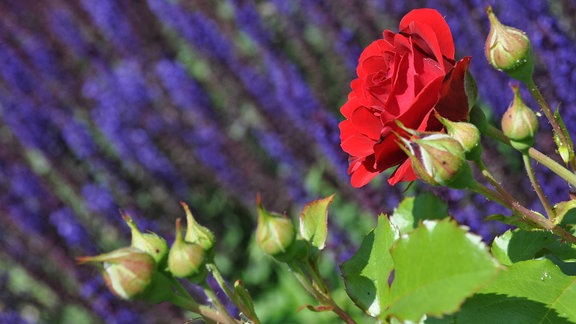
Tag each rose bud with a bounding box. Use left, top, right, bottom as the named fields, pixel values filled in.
left=168, top=218, right=206, bottom=281
left=180, top=202, right=215, bottom=254
left=398, top=133, right=474, bottom=189
left=485, top=5, right=534, bottom=83
left=77, top=247, right=155, bottom=300
left=256, top=194, right=296, bottom=259
left=436, top=113, right=482, bottom=162
left=120, top=211, right=168, bottom=267
left=501, top=84, right=539, bottom=152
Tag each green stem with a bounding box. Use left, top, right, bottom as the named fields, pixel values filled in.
left=474, top=160, right=513, bottom=207
left=203, top=285, right=238, bottom=324
left=288, top=260, right=357, bottom=324
left=484, top=124, right=576, bottom=188
left=473, top=162, right=576, bottom=244
left=522, top=153, right=555, bottom=219
left=168, top=294, right=231, bottom=324
left=207, top=263, right=261, bottom=324
left=524, top=78, right=575, bottom=170
left=170, top=276, right=194, bottom=300
left=527, top=147, right=576, bottom=189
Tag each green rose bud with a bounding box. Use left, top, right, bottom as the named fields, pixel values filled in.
left=180, top=202, right=215, bottom=253
left=436, top=114, right=482, bottom=162
left=501, top=84, right=539, bottom=152
left=121, top=211, right=168, bottom=267
left=256, top=194, right=296, bottom=259
left=485, top=6, right=534, bottom=83
left=399, top=132, right=474, bottom=189
left=167, top=218, right=206, bottom=281
left=77, top=247, right=155, bottom=300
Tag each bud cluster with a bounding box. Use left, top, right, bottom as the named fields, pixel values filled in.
left=78, top=204, right=215, bottom=301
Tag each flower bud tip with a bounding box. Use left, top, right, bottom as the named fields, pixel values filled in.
left=485, top=5, right=534, bottom=82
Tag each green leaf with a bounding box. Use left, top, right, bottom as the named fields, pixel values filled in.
left=298, top=194, right=334, bottom=255
left=444, top=293, right=568, bottom=323
left=386, top=219, right=499, bottom=322
left=389, top=193, right=448, bottom=234
left=480, top=258, right=576, bottom=322
left=465, top=69, right=478, bottom=110
left=554, top=200, right=576, bottom=226
left=491, top=229, right=556, bottom=265
left=340, top=215, right=398, bottom=317
left=553, top=108, right=575, bottom=166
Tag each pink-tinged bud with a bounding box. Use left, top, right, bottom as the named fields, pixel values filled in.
left=399, top=133, right=474, bottom=189
left=256, top=194, right=296, bottom=258
left=180, top=202, right=215, bottom=253
left=121, top=211, right=168, bottom=267
left=168, top=218, right=206, bottom=280
left=436, top=114, right=482, bottom=162
left=77, top=247, right=155, bottom=300
left=485, top=6, right=534, bottom=82
left=501, top=84, right=539, bottom=151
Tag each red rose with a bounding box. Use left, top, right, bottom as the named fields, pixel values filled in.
left=339, top=8, right=472, bottom=188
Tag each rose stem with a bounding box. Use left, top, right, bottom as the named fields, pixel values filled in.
left=483, top=124, right=576, bottom=188
left=522, top=152, right=555, bottom=219
left=473, top=161, right=576, bottom=244
left=524, top=78, right=576, bottom=171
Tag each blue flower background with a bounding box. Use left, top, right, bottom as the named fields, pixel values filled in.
left=1, top=0, right=575, bottom=322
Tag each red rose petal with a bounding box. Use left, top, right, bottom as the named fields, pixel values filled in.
left=388, top=159, right=417, bottom=185
left=341, top=133, right=376, bottom=157
left=340, top=95, right=361, bottom=118
left=399, top=9, right=455, bottom=60
left=350, top=107, right=382, bottom=140
left=395, top=75, right=443, bottom=127
left=435, top=56, right=472, bottom=122
left=372, top=130, right=409, bottom=172
left=350, top=160, right=380, bottom=188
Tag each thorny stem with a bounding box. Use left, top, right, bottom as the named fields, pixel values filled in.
left=170, top=276, right=195, bottom=300
left=168, top=294, right=234, bottom=324
left=522, top=153, right=555, bottom=219
left=207, top=263, right=261, bottom=324
left=484, top=124, right=576, bottom=188
left=288, top=260, right=357, bottom=324
left=474, top=161, right=576, bottom=244
left=202, top=284, right=238, bottom=324
left=524, top=78, right=576, bottom=171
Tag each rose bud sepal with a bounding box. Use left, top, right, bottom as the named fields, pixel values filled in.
left=121, top=211, right=168, bottom=268
left=77, top=247, right=172, bottom=303
left=501, top=84, right=539, bottom=152
left=168, top=218, right=207, bottom=282
left=180, top=202, right=215, bottom=257
left=397, top=132, right=475, bottom=189
left=436, top=113, right=482, bottom=163
left=256, top=194, right=299, bottom=261
left=485, top=5, right=534, bottom=83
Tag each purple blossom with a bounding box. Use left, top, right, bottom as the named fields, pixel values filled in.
left=49, top=207, right=96, bottom=253
left=0, top=0, right=575, bottom=321
left=48, top=6, right=91, bottom=57
left=154, top=59, right=215, bottom=121
left=82, top=184, right=117, bottom=216
left=79, top=0, right=139, bottom=55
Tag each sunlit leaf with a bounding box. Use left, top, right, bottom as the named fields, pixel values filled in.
left=386, top=219, right=499, bottom=321
left=389, top=193, right=448, bottom=234
left=491, top=229, right=555, bottom=265
left=480, top=258, right=576, bottom=322
left=341, top=215, right=398, bottom=317
left=299, top=194, right=334, bottom=258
